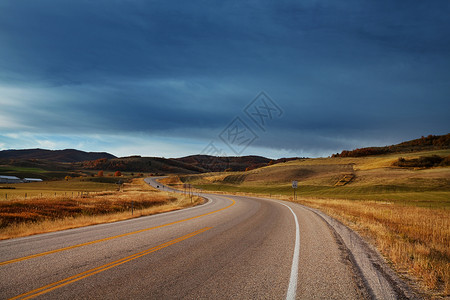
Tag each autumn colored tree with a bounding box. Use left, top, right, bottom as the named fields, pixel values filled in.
left=64, top=176, right=72, bottom=181
left=98, top=170, right=104, bottom=177
left=114, top=171, right=122, bottom=177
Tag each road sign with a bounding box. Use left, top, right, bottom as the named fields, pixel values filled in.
left=292, top=181, right=298, bottom=189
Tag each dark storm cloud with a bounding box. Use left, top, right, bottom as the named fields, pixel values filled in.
left=0, top=0, right=449, bottom=156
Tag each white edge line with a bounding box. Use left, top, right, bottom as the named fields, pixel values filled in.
left=279, top=202, right=300, bottom=300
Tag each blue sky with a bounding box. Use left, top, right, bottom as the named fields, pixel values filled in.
left=0, top=1, right=449, bottom=158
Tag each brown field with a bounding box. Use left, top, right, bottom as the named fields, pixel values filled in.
left=0, top=178, right=203, bottom=240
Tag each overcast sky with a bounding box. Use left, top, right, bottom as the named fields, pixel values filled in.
left=0, top=0, right=449, bottom=158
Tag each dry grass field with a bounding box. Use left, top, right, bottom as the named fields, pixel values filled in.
left=0, top=177, right=119, bottom=200
left=298, top=199, right=449, bottom=296
left=169, top=150, right=450, bottom=297
left=0, top=178, right=203, bottom=240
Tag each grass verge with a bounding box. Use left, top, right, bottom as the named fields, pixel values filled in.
left=296, top=198, right=449, bottom=297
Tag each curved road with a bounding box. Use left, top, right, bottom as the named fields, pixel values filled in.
left=0, top=178, right=408, bottom=299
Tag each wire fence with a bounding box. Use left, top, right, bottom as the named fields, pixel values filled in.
left=1, top=191, right=109, bottom=201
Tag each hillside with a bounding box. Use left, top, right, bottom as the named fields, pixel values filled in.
left=174, top=155, right=301, bottom=172
left=0, top=156, right=206, bottom=179
left=79, top=156, right=206, bottom=174
left=2, top=133, right=448, bottom=179
left=0, top=149, right=116, bottom=163
left=174, top=149, right=450, bottom=200
left=333, top=133, right=450, bottom=157
left=175, top=155, right=269, bottom=172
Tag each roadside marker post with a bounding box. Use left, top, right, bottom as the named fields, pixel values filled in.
left=292, top=181, right=298, bottom=201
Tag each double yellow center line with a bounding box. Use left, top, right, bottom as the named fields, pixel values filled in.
left=10, top=227, right=212, bottom=300
left=1, top=197, right=235, bottom=266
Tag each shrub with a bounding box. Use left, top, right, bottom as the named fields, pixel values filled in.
left=114, top=171, right=122, bottom=177
left=392, top=155, right=444, bottom=168
left=439, top=155, right=450, bottom=167
left=98, top=170, right=104, bottom=177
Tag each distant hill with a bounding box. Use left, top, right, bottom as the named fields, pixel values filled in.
left=333, top=133, right=450, bottom=158
left=0, top=149, right=116, bottom=163
left=79, top=155, right=291, bottom=173
left=0, top=147, right=301, bottom=176
left=79, top=156, right=206, bottom=174
left=175, top=155, right=270, bottom=172
left=0, top=148, right=291, bottom=177
left=174, top=155, right=300, bottom=172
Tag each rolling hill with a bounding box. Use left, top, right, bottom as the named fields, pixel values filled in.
left=79, top=156, right=206, bottom=174
left=0, top=150, right=298, bottom=178
left=333, top=133, right=450, bottom=157
left=174, top=155, right=301, bottom=172
left=0, top=149, right=116, bottom=162
left=1, top=133, right=448, bottom=180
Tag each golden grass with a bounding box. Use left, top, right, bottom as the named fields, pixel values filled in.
left=293, top=198, right=450, bottom=297
left=0, top=178, right=203, bottom=240
left=0, top=179, right=118, bottom=201
left=159, top=175, right=183, bottom=185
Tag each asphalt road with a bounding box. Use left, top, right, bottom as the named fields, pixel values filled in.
left=0, top=178, right=410, bottom=299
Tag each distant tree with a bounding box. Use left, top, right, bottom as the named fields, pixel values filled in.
left=98, top=170, right=104, bottom=177
left=64, top=176, right=72, bottom=181
left=114, top=171, right=122, bottom=177
left=268, top=160, right=275, bottom=166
